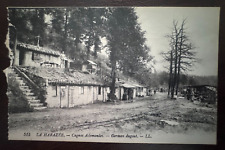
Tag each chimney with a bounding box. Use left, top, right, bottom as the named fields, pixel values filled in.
left=37, top=35, right=40, bottom=47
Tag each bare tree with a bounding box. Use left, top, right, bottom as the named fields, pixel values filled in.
left=162, top=19, right=197, bottom=98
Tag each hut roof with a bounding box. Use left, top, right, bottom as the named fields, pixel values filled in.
left=20, top=67, right=107, bottom=86
left=17, top=43, right=61, bottom=56
left=87, top=60, right=97, bottom=65
left=183, top=85, right=217, bottom=92
left=116, top=79, right=145, bottom=88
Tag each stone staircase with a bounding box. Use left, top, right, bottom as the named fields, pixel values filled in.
left=9, top=68, right=47, bottom=111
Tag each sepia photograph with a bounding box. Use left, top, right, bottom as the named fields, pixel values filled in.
left=6, top=7, right=219, bottom=144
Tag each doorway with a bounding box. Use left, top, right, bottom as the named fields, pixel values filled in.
left=19, top=50, right=25, bottom=65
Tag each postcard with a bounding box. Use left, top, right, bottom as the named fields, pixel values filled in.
left=6, top=7, right=219, bottom=144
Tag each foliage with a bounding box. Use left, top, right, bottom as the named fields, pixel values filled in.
left=8, top=8, right=108, bottom=61
left=106, top=8, right=152, bottom=99
left=8, top=8, right=153, bottom=99
left=152, top=71, right=217, bottom=90
left=9, top=8, right=47, bottom=46
left=186, top=75, right=217, bottom=86
left=107, top=8, right=151, bottom=73
left=82, top=8, right=108, bottom=59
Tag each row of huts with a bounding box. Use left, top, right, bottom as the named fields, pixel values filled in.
left=45, top=79, right=149, bottom=108
left=9, top=42, right=150, bottom=108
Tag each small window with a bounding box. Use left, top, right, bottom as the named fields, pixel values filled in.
left=79, top=86, right=84, bottom=94
left=98, top=86, right=101, bottom=95
left=52, top=86, right=57, bottom=97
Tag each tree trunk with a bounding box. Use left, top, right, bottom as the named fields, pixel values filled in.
left=93, top=36, right=99, bottom=59
left=168, top=50, right=173, bottom=96
left=75, top=33, right=81, bottom=57
left=176, top=54, right=181, bottom=95
left=86, top=38, right=91, bottom=60
left=172, top=23, right=179, bottom=98
left=176, top=22, right=184, bottom=95
left=176, top=43, right=183, bottom=95
left=172, top=42, right=178, bottom=99
left=63, top=9, right=69, bottom=53
left=12, top=30, right=17, bottom=66
left=109, top=60, right=117, bottom=100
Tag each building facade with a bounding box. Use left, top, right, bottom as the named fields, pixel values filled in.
left=46, top=82, right=109, bottom=108
left=12, top=43, right=72, bottom=68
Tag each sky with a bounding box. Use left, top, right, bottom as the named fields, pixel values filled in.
left=135, top=7, right=220, bottom=76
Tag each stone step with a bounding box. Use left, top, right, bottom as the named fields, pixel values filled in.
left=30, top=103, right=43, bottom=107
left=33, top=106, right=47, bottom=111
left=27, top=96, right=38, bottom=100
left=19, top=83, right=26, bottom=86
left=15, top=76, right=22, bottom=80
left=28, top=99, right=40, bottom=103
left=11, top=67, right=47, bottom=111
left=20, top=85, right=29, bottom=89
left=24, top=92, right=35, bottom=96
left=21, top=88, right=32, bottom=93
left=17, top=80, right=25, bottom=85
left=17, top=79, right=24, bottom=82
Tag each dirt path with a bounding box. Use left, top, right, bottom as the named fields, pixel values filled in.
left=9, top=93, right=167, bottom=130
left=8, top=92, right=217, bottom=144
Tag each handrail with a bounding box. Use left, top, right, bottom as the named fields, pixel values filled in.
left=14, top=66, right=40, bottom=89
left=13, top=66, right=47, bottom=105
